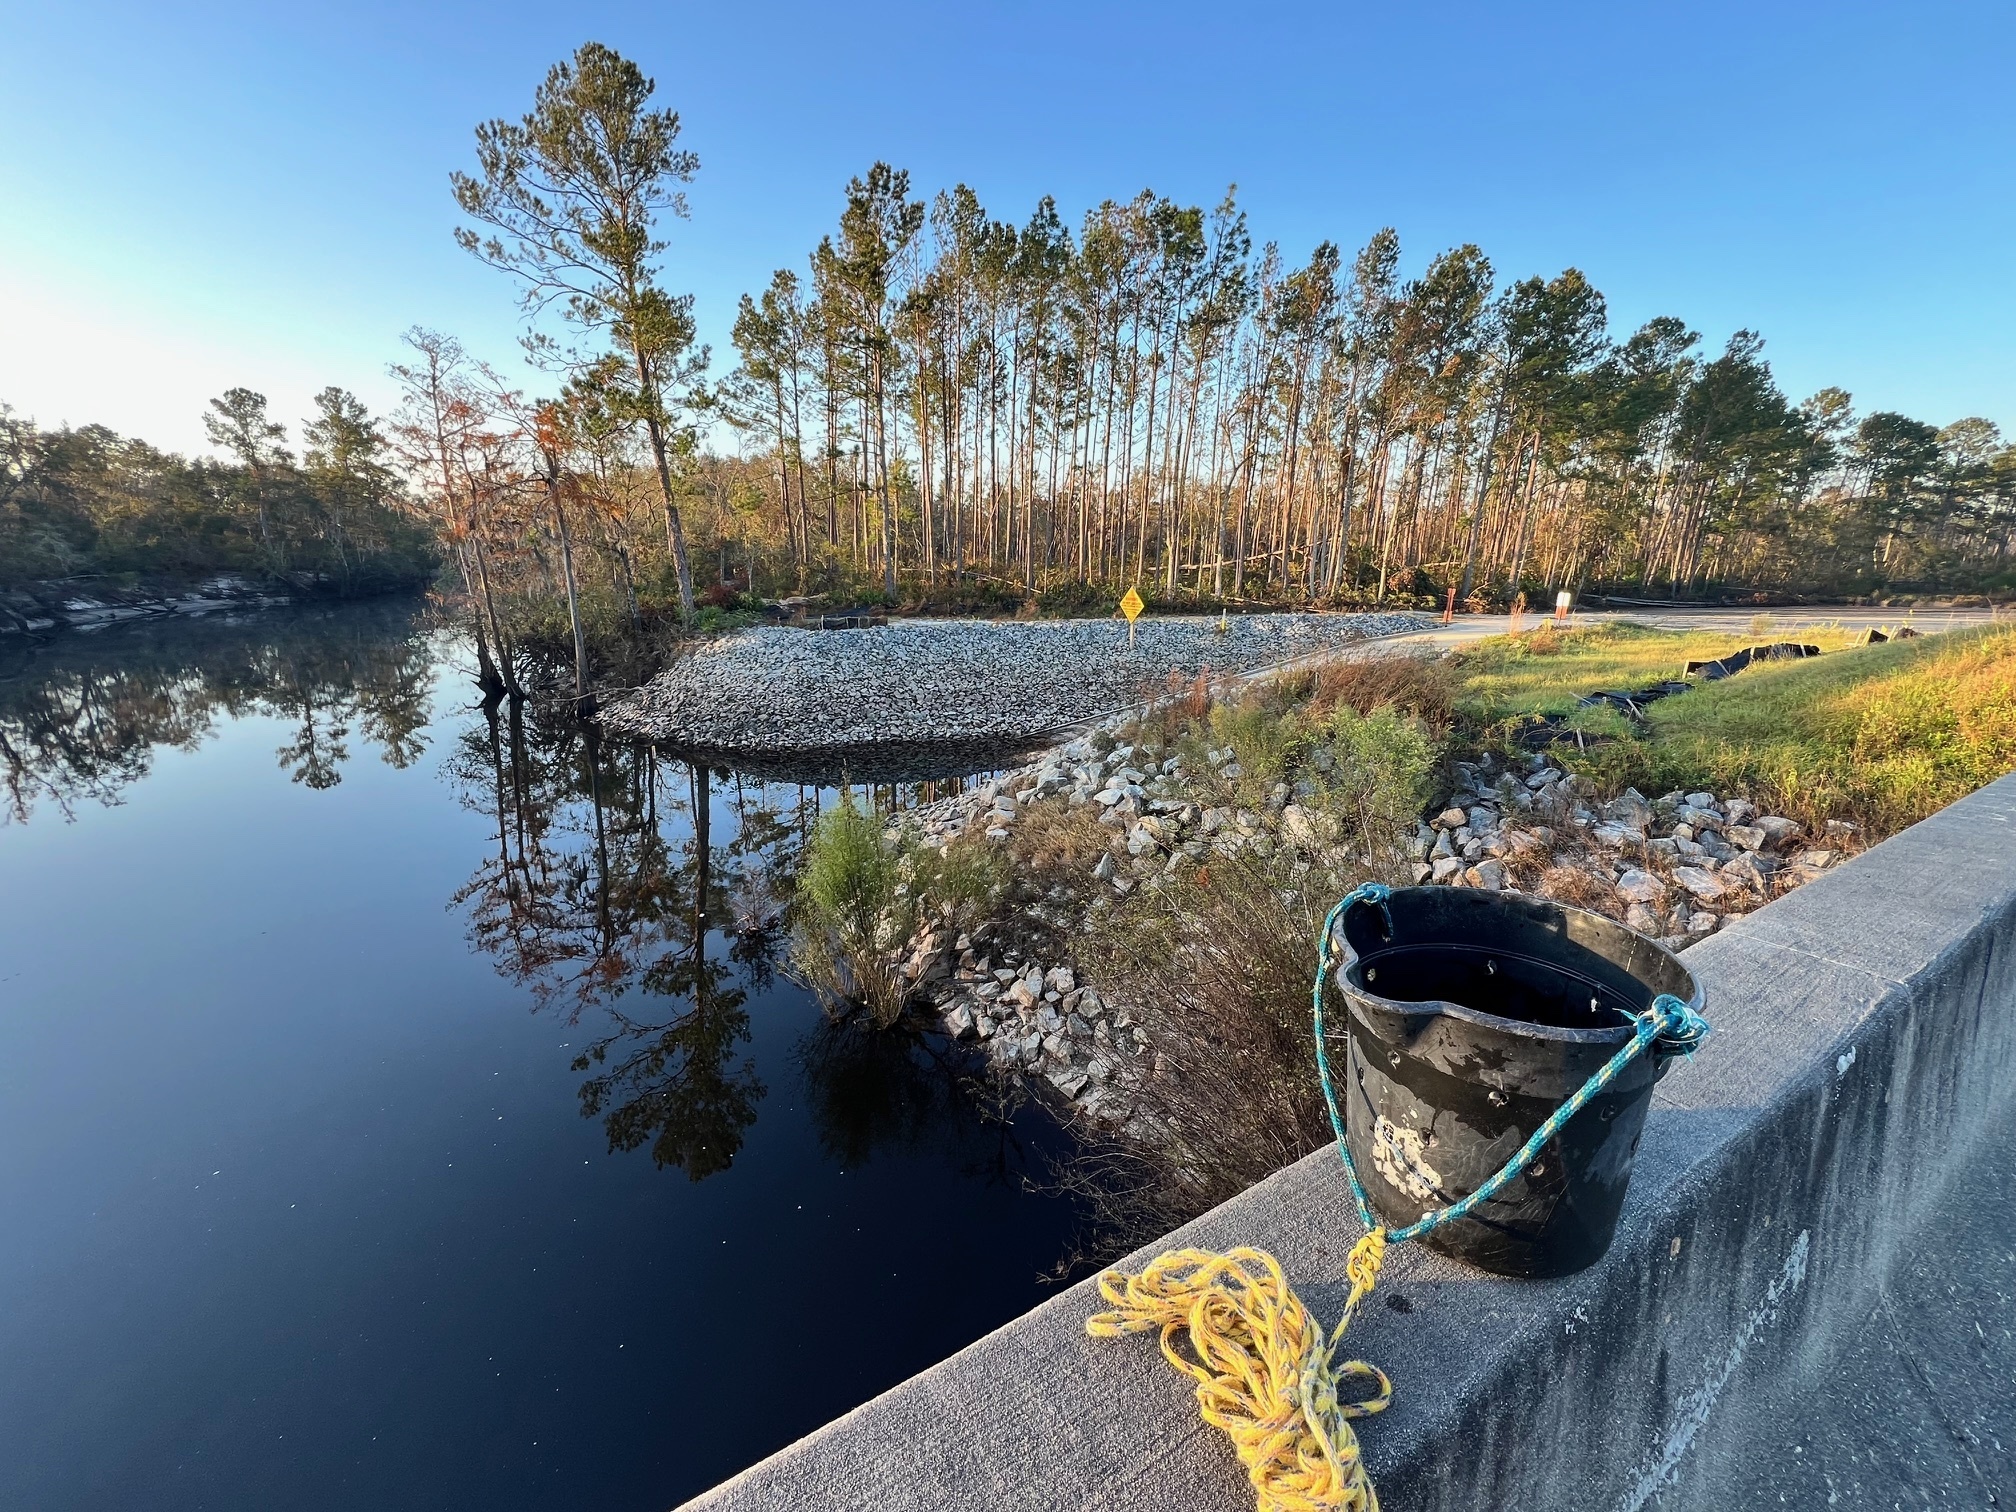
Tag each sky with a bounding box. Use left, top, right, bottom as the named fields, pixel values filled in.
left=1, top=0, right=2011, bottom=458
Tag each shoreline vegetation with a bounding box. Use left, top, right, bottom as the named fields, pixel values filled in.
left=786, top=618, right=2016, bottom=1264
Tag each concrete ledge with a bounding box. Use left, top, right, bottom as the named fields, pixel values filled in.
left=683, top=774, right=2016, bottom=1511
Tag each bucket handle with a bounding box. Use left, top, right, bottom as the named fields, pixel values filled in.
left=1315, top=884, right=1709, bottom=1248
left=1323, top=881, right=1394, bottom=976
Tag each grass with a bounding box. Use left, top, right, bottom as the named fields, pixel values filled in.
left=1451, top=619, right=1872, bottom=722
left=1450, top=620, right=2016, bottom=833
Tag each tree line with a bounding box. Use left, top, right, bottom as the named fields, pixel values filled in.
left=725, top=176, right=2016, bottom=608
left=0, top=389, right=434, bottom=599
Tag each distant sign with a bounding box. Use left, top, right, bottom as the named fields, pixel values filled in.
left=1120, top=588, right=1145, bottom=622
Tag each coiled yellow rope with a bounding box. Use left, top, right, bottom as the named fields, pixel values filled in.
left=1085, top=1231, right=1391, bottom=1512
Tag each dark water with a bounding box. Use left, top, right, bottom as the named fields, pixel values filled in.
left=0, top=602, right=1082, bottom=1511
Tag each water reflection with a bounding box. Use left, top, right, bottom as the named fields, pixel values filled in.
left=443, top=696, right=1049, bottom=1188
left=0, top=601, right=432, bottom=821
left=795, top=1017, right=1036, bottom=1186
left=0, top=601, right=1048, bottom=1189
left=1, top=604, right=1091, bottom=1512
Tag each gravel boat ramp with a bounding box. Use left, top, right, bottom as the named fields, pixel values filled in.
left=598, top=612, right=1428, bottom=756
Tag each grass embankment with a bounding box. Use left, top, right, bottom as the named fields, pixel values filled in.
left=1452, top=619, right=2016, bottom=834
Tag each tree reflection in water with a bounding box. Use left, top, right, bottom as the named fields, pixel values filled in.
left=0, top=600, right=433, bottom=822
left=449, top=699, right=810, bottom=1180
left=448, top=704, right=1043, bottom=1187
left=794, top=1016, right=1043, bottom=1191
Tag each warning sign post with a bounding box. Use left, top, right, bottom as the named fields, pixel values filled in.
left=1120, top=588, right=1144, bottom=647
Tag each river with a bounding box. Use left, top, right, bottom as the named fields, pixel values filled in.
left=0, top=600, right=1084, bottom=1510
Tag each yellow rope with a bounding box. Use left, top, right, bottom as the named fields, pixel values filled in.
left=1085, top=1231, right=1392, bottom=1512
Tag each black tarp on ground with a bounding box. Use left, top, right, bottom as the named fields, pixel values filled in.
left=1683, top=642, right=1822, bottom=679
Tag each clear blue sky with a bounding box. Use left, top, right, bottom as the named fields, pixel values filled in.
left=2, top=0, right=2010, bottom=456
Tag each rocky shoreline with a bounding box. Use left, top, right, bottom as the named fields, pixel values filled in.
left=889, top=715, right=1856, bottom=1130
left=598, top=612, right=1428, bottom=752
left=0, top=573, right=306, bottom=636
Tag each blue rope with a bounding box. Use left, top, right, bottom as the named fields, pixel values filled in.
left=1312, top=883, right=1709, bottom=1245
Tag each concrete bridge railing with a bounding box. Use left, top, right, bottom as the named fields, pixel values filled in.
left=683, top=773, right=2016, bottom=1511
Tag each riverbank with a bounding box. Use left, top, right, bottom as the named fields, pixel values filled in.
left=0, top=572, right=427, bottom=636
left=891, top=717, right=1849, bottom=1133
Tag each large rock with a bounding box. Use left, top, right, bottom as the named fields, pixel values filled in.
left=1605, top=788, right=1655, bottom=829
left=1616, top=868, right=1669, bottom=905
left=1281, top=805, right=1326, bottom=848
left=1753, top=816, right=1803, bottom=849
left=1720, top=851, right=1778, bottom=890
left=1672, top=866, right=1728, bottom=903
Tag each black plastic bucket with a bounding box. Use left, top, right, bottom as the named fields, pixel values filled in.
left=1328, top=887, right=1702, bottom=1277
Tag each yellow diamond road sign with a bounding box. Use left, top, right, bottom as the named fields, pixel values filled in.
left=1119, top=588, right=1145, bottom=622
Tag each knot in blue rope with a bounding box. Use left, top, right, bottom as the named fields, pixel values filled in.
left=1646, top=993, right=1710, bottom=1057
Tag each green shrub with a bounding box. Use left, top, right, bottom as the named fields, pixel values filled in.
left=790, top=795, right=913, bottom=1027
left=1210, top=701, right=1304, bottom=793
left=1035, top=579, right=1117, bottom=617
left=908, top=835, right=1009, bottom=918
left=1316, top=705, right=1437, bottom=860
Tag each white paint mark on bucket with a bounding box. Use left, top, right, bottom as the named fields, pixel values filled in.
left=1370, top=1114, right=1442, bottom=1203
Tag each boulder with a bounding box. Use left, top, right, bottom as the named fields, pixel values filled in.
left=1615, top=868, right=1668, bottom=905
left=1466, top=859, right=1508, bottom=891
left=1672, top=866, right=1728, bottom=903
left=1720, top=851, right=1777, bottom=890
left=1280, top=805, right=1323, bottom=848
left=1605, top=788, right=1655, bottom=829
left=1674, top=803, right=1723, bottom=832
left=1753, top=815, right=1802, bottom=848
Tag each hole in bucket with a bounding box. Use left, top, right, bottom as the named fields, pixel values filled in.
left=1349, top=943, right=1635, bottom=1032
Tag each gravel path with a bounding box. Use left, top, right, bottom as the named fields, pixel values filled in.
left=598, top=612, right=1429, bottom=753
